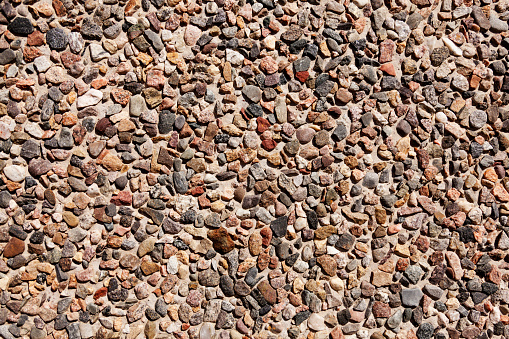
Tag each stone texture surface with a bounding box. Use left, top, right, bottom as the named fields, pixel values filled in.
left=0, top=0, right=506, bottom=338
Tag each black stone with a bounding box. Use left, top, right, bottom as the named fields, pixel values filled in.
left=294, top=310, right=311, bottom=326
left=0, top=191, right=11, bottom=208
left=416, top=323, right=434, bottom=339
left=335, top=233, right=355, bottom=251
left=158, top=110, right=175, bottom=134
left=7, top=17, right=34, bottom=35
left=181, top=210, right=197, bottom=224
left=46, top=28, right=68, bottom=50
left=145, top=308, right=161, bottom=320
left=457, top=227, right=475, bottom=243
left=220, top=275, right=234, bottom=297
left=270, top=216, right=288, bottom=238
left=246, top=104, right=264, bottom=118
left=29, top=231, right=44, bottom=244
left=482, top=282, right=498, bottom=295
left=53, top=314, right=69, bottom=330
left=173, top=172, right=188, bottom=194
left=306, top=210, right=318, bottom=229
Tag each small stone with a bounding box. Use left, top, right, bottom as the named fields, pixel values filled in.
left=77, top=89, right=103, bottom=108
left=362, top=172, right=378, bottom=188
left=401, top=288, right=423, bottom=307
left=3, top=237, right=25, bottom=257
left=0, top=50, right=16, bottom=65
left=270, top=216, right=288, bottom=238
left=242, top=85, right=262, bottom=102
left=416, top=323, right=434, bottom=339
left=185, top=25, right=202, bottom=45
left=8, top=17, right=34, bottom=35
left=469, top=110, right=487, bottom=130
left=46, top=28, right=67, bottom=50
left=208, top=228, right=235, bottom=253
left=4, top=165, right=25, bottom=182
left=308, top=313, right=326, bottom=331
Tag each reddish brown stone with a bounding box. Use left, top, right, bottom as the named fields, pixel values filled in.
left=3, top=237, right=25, bottom=258
left=371, top=301, right=391, bottom=318
left=93, top=287, right=108, bottom=300
left=259, top=56, right=278, bottom=74
left=396, top=258, right=410, bottom=271
left=380, top=41, right=396, bottom=64
left=414, top=235, right=430, bottom=252
left=488, top=264, right=502, bottom=284
left=60, top=51, right=81, bottom=69
left=416, top=149, right=430, bottom=169
left=257, top=280, right=277, bottom=304
left=380, top=63, right=396, bottom=76
left=331, top=326, right=344, bottom=339
left=260, top=227, right=272, bottom=246
left=262, top=139, right=277, bottom=151
left=336, top=88, right=353, bottom=104
left=317, top=255, right=337, bottom=276
left=23, top=47, right=43, bottom=62
left=295, top=71, right=309, bottom=82
left=189, top=186, right=205, bottom=196
left=207, top=228, right=235, bottom=254
left=198, top=195, right=211, bottom=208
left=111, top=191, right=133, bottom=206
left=257, top=251, right=270, bottom=270
left=94, top=207, right=113, bottom=223
left=52, top=0, right=66, bottom=16
left=111, top=88, right=131, bottom=106
left=27, top=30, right=45, bottom=46
left=146, top=69, right=165, bottom=90
left=256, top=117, right=271, bottom=133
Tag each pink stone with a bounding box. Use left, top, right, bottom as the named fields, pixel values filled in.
left=146, top=69, right=165, bottom=90
left=445, top=251, right=463, bottom=280
left=184, top=25, right=201, bottom=45
left=388, top=223, right=402, bottom=235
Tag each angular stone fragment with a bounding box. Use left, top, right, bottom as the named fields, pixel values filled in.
left=208, top=228, right=234, bottom=253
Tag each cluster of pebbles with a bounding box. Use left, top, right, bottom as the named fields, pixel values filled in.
left=0, top=0, right=508, bottom=337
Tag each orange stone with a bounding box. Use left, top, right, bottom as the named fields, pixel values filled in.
left=111, top=88, right=131, bottom=106
left=493, top=183, right=509, bottom=202
left=91, top=78, right=108, bottom=89
left=52, top=0, right=66, bottom=16
left=3, top=237, right=25, bottom=258
left=295, top=71, right=309, bottom=82
left=23, top=46, right=43, bottom=62
left=94, top=287, right=108, bottom=300
left=27, top=30, right=45, bottom=46
left=379, top=63, right=396, bottom=76
left=484, top=167, right=498, bottom=182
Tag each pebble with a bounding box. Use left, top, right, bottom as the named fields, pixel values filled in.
left=7, top=17, right=34, bottom=35
left=0, top=50, right=16, bottom=65
left=46, top=28, right=68, bottom=50
left=308, top=313, right=326, bottom=331
left=3, top=165, right=25, bottom=182
left=77, top=89, right=103, bottom=108
left=400, top=288, right=423, bottom=307
left=470, top=110, right=487, bottom=129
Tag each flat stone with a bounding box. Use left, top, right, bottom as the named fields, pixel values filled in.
left=401, top=288, right=423, bottom=307
left=77, top=89, right=103, bottom=108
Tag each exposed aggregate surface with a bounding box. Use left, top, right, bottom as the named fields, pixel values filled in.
left=0, top=0, right=508, bottom=338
